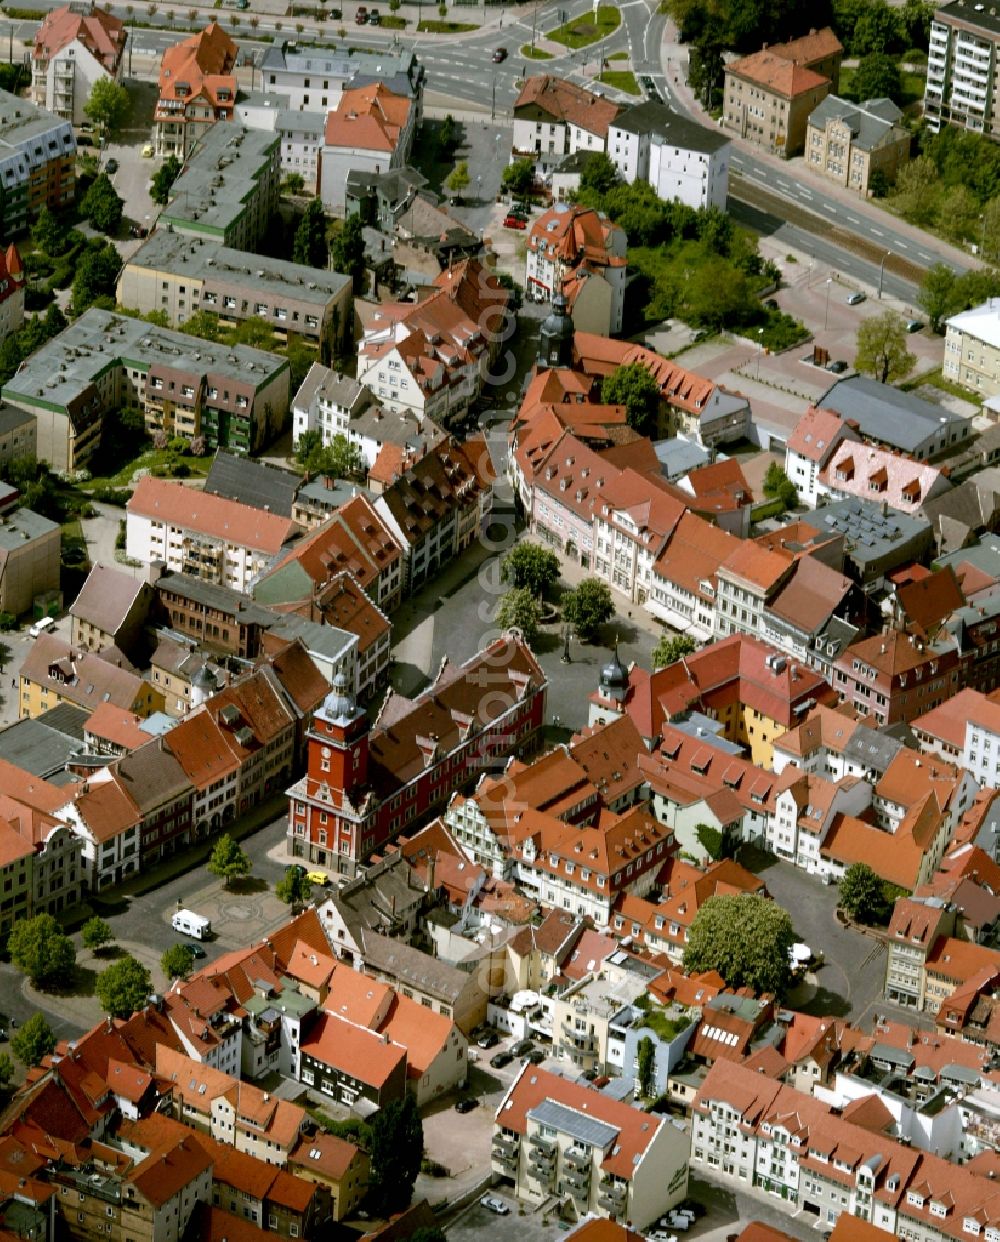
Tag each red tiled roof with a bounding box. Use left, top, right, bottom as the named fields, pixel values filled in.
left=128, top=477, right=299, bottom=554
left=513, top=75, right=620, bottom=136
left=34, top=3, right=125, bottom=69
left=300, top=1012, right=405, bottom=1089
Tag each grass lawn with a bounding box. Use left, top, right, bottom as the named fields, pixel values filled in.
left=521, top=43, right=553, bottom=58
left=83, top=447, right=214, bottom=491
left=903, top=367, right=976, bottom=403
left=379, top=14, right=407, bottom=26
left=547, top=4, right=620, bottom=48
left=417, top=18, right=477, bottom=31
left=598, top=69, right=640, bottom=94
left=607, top=49, right=628, bottom=60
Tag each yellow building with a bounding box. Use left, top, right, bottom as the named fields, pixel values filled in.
left=19, top=634, right=164, bottom=720
left=287, top=1134, right=370, bottom=1222
left=805, top=95, right=911, bottom=195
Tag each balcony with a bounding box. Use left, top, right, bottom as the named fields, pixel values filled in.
left=564, top=1177, right=590, bottom=1200
left=564, top=1147, right=591, bottom=1172
left=493, top=1134, right=520, bottom=1158
left=599, top=1187, right=627, bottom=1212
left=564, top=1165, right=591, bottom=1190
left=528, top=1158, right=556, bottom=1185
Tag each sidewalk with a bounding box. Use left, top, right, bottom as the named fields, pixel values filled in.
left=657, top=17, right=977, bottom=273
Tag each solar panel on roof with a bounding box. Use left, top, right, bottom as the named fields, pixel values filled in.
left=527, top=1100, right=619, bottom=1149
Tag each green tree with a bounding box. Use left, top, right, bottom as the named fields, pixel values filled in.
left=287, top=338, right=318, bottom=391
left=207, top=833, right=252, bottom=890
left=502, top=158, right=535, bottom=197
left=150, top=154, right=182, bottom=205
left=500, top=543, right=561, bottom=597
left=330, top=214, right=367, bottom=294
left=938, top=184, right=981, bottom=246
left=695, top=822, right=726, bottom=861
left=981, top=195, right=1000, bottom=264
left=11, top=1013, right=56, bottom=1067
left=81, top=173, right=124, bottom=234
left=71, top=241, right=121, bottom=316
left=652, top=632, right=696, bottom=669
left=562, top=579, right=615, bottom=643
left=161, top=943, right=196, bottom=979
left=283, top=172, right=306, bottom=195
left=81, top=916, right=114, bottom=953
left=580, top=152, right=619, bottom=196
left=852, top=52, right=902, bottom=105
left=179, top=309, right=222, bottom=342
left=447, top=160, right=470, bottom=199
left=8, top=913, right=76, bottom=988
left=95, top=955, right=153, bottom=1018
left=0, top=1051, right=14, bottom=1090
left=296, top=428, right=324, bottom=469
left=918, top=262, right=961, bottom=332
left=601, top=362, right=661, bottom=436
left=683, top=893, right=795, bottom=995
left=838, top=862, right=886, bottom=924
left=31, top=206, right=69, bottom=256
left=892, top=156, right=943, bottom=227
left=438, top=114, right=456, bottom=153
left=84, top=78, right=131, bottom=137
left=763, top=461, right=798, bottom=508
left=688, top=33, right=725, bottom=107
left=324, top=433, right=364, bottom=479
left=292, top=197, right=329, bottom=270
left=230, top=317, right=274, bottom=349
left=851, top=0, right=902, bottom=55
left=370, top=1093, right=423, bottom=1214
left=855, top=309, right=916, bottom=384
left=276, top=865, right=313, bottom=907
left=496, top=587, right=543, bottom=643
left=636, top=1035, right=655, bottom=1098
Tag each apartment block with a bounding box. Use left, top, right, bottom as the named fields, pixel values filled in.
left=0, top=506, right=60, bottom=618
left=32, top=4, right=126, bottom=126
left=319, top=82, right=416, bottom=214
left=259, top=41, right=423, bottom=115
left=608, top=101, right=731, bottom=209
left=512, top=75, right=620, bottom=169
left=2, top=308, right=291, bottom=471
left=925, top=0, right=1000, bottom=135
left=944, top=298, right=1000, bottom=397
left=159, top=123, right=280, bottom=250
left=0, top=90, right=76, bottom=240
left=127, top=476, right=299, bottom=592
left=805, top=95, right=911, bottom=194
left=117, top=230, right=351, bottom=359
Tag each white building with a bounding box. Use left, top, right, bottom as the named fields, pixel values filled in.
left=924, top=0, right=1000, bottom=136
left=525, top=203, right=627, bottom=335
left=609, top=101, right=731, bottom=210
left=512, top=75, right=620, bottom=169
left=319, top=82, right=415, bottom=213
left=32, top=4, right=126, bottom=126
left=784, top=405, right=860, bottom=507
left=125, top=476, right=299, bottom=593
left=235, top=95, right=327, bottom=193
left=944, top=298, right=1000, bottom=399
left=258, top=41, right=421, bottom=115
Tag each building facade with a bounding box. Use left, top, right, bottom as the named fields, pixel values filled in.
left=32, top=4, right=126, bottom=126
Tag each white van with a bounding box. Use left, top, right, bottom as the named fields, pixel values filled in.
left=172, top=909, right=212, bottom=940
left=28, top=616, right=55, bottom=639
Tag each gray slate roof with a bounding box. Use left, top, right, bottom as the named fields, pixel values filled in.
left=817, top=375, right=970, bottom=455
left=204, top=451, right=300, bottom=519
left=807, top=94, right=903, bottom=151
left=812, top=495, right=931, bottom=566
left=69, top=564, right=149, bottom=636
left=611, top=100, right=730, bottom=153
left=0, top=707, right=87, bottom=777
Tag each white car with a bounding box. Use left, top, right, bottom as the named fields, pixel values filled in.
left=647, top=1232, right=678, bottom=1242
left=480, top=1196, right=510, bottom=1215
left=666, top=1215, right=691, bottom=1232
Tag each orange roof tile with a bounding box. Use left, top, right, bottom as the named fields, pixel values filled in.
left=513, top=75, right=620, bottom=136
left=34, top=3, right=125, bottom=69
left=300, top=1012, right=405, bottom=1089
left=128, top=477, right=298, bottom=555
left=727, top=48, right=830, bottom=96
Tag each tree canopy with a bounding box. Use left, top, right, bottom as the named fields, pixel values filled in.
left=447, top=161, right=470, bottom=199
left=501, top=158, right=534, bottom=196
left=81, top=174, right=123, bottom=234
left=72, top=241, right=121, bottom=317
left=161, top=943, right=196, bottom=979
left=601, top=362, right=661, bottom=436
left=763, top=462, right=798, bottom=509
left=500, top=543, right=561, bottom=597
left=652, top=632, right=696, bottom=670
left=370, top=1094, right=423, bottom=1214
left=330, top=214, right=367, bottom=294
left=150, top=155, right=182, bottom=205
left=207, top=834, right=252, bottom=889
left=95, top=955, right=153, bottom=1018
left=854, top=310, right=916, bottom=384
left=84, top=78, right=131, bottom=136
left=8, top=913, right=76, bottom=988
left=292, top=198, right=329, bottom=270
left=295, top=429, right=364, bottom=479
left=851, top=53, right=902, bottom=105
left=683, top=893, right=795, bottom=995
left=11, top=1013, right=56, bottom=1067
left=81, top=917, right=114, bottom=953
left=562, top=579, right=615, bottom=643
left=276, top=866, right=313, bottom=908
left=838, top=862, right=887, bottom=924
left=497, top=588, right=543, bottom=643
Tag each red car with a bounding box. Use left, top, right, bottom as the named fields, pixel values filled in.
left=503, top=214, right=527, bottom=230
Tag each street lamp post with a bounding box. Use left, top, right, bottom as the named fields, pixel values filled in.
left=756, top=327, right=764, bottom=380
left=824, top=277, right=833, bottom=331
left=561, top=624, right=573, bottom=664
left=878, top=251, right=890, bottom=300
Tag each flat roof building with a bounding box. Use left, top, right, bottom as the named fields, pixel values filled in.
left=2, top=308, right=291, bottom=470
left=117, top=229, right=351, bottom=357
left=817, top=375, right=974, bottom=460
left=0, top=89, right=76, bottom=238
left=158, top=123, right=280, bottom=251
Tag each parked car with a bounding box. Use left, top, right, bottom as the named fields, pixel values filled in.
left=105, top=157, right=119, bottom=174
left=455, top=1097, right=478, bottom=1113
left=526, top=1047, right=547, bottom=1064
left=827, top=359, right=849, bottom=374
left=490, top=1051, right=514, bottom=1068
left=492, top=46, right=507, bottom=61
left=764, top=297, right=779, bottom=310
left=141, top=143, right=154, bottom=157
left=847, top=291, right=866, bottom=305
left=367, top=9, right=381, bottom=22
left=355, top=5, right=368, bottom=20
left=581, top=1067, right=599, bottom=1081
left=906, top=318, right=924, bottom=333
left=480, top=1196, right=510, bottom=1215
left=503, top=214, right=527, bottom=230
left=477, top=1031, right=500, bottom=1049
left=511, top=1038, right=533, bottom=1056
left=179, top=942, right=207, bottom=959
